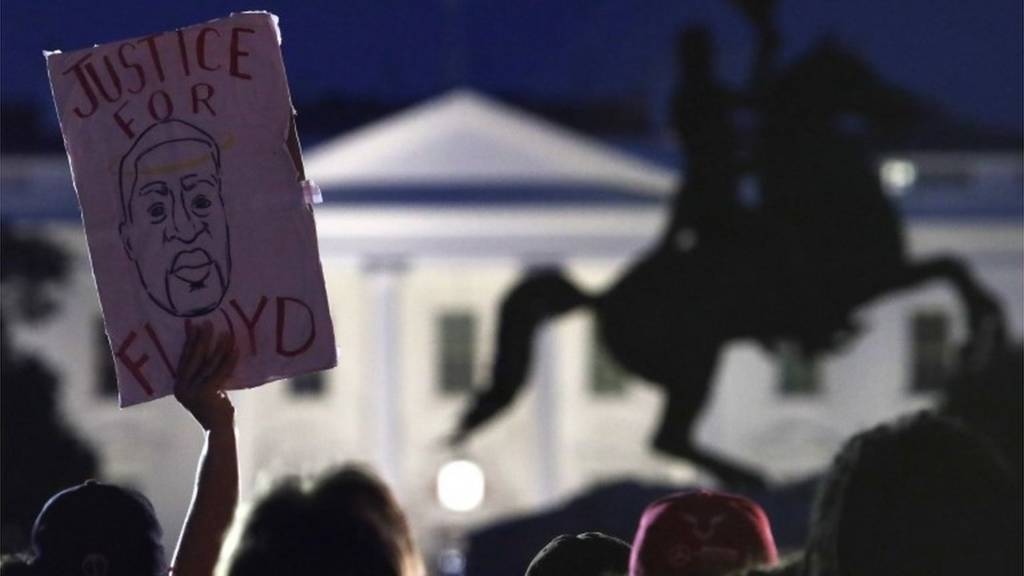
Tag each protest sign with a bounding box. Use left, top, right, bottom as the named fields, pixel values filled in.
left=46, top=12, right=337, bottom=406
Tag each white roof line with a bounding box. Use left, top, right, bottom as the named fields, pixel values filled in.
left=304, top=89, right=677, bottom=196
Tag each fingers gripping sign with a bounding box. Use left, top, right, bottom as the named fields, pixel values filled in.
left=175, top=320, right=238, bottom=431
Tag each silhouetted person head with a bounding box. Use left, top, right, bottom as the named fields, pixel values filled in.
left=225, top=465, right=424, bottom=576
left=118, top=119, right=231, bottom=317
left=805, top=411, right=1019, bottom=576
left=630, top=490, right=777, bottom=576
left=28, top=480, right=165, bottom=576
left=943, top=340, right=1022, bottom=486
left=526, top=532, right=631, bottom=576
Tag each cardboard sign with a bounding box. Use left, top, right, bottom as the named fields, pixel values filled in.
left=46, top=12, right=337, bottom=406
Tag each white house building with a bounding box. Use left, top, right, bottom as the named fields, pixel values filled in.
left=3, top=90, right=1022, bottom=564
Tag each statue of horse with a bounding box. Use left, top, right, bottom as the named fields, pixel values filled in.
left=450, top=34, right=1005, bottom=488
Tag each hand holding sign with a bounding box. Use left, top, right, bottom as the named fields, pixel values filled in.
left=175, top=321, right=237, bottom=432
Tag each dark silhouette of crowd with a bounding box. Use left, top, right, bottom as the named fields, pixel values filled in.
left=2, top=1, right=1021, bottom=575
left=5, top=373, right=1018, bottom=576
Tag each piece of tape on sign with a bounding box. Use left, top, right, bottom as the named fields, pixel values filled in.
left=302, top=179, right=323, bottom=205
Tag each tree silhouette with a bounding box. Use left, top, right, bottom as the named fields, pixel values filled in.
left=1, top=225, right=98, bottom=554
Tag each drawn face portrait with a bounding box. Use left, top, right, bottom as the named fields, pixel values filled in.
left=119, top=121, right=231, bottom=317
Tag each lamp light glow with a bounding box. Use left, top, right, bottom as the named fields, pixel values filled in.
left=437, top=459, right=485, bottom=512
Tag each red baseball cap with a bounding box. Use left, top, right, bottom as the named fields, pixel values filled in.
left=629, top=490, right=777, bottom=576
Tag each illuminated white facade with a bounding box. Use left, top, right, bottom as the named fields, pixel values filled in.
left=3, top=92, right=1021, bottom=559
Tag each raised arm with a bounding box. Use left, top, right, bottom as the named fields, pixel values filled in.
left=171, top=321, right=240, bottom=576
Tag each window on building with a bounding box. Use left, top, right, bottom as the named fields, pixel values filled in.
left=438, top=311, right=476, bottom=395
left=591, top=329, right=627, bottom=396
left=777, top=341, right=821, bottom=395
left=289, top=371, right=326, bottom=397
left=910, top=309, right=952, bottom=392
left=94, top=317, right=118, bottom=398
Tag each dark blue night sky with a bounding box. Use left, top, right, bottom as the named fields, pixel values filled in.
left=2, top=0, right=1022, bottom=133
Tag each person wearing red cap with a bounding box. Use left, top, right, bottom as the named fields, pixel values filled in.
left=629, top=491, right=778, bottom=576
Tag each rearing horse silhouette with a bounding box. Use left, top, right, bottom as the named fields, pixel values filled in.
left=451, top=36, right=1004, bottom=488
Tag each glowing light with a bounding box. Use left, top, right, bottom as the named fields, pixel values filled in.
left=880, top=159, right=917, bottom=194
left=438, top=548, right=466, bottom=575
left=437, top=459, right=485, bottom=512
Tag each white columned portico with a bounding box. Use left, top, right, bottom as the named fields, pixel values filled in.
left=364, top=256, right=408, bottom=490
left=533, top=319, right=561, bottom=505
left=521, top=258, right=563, bottom=506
